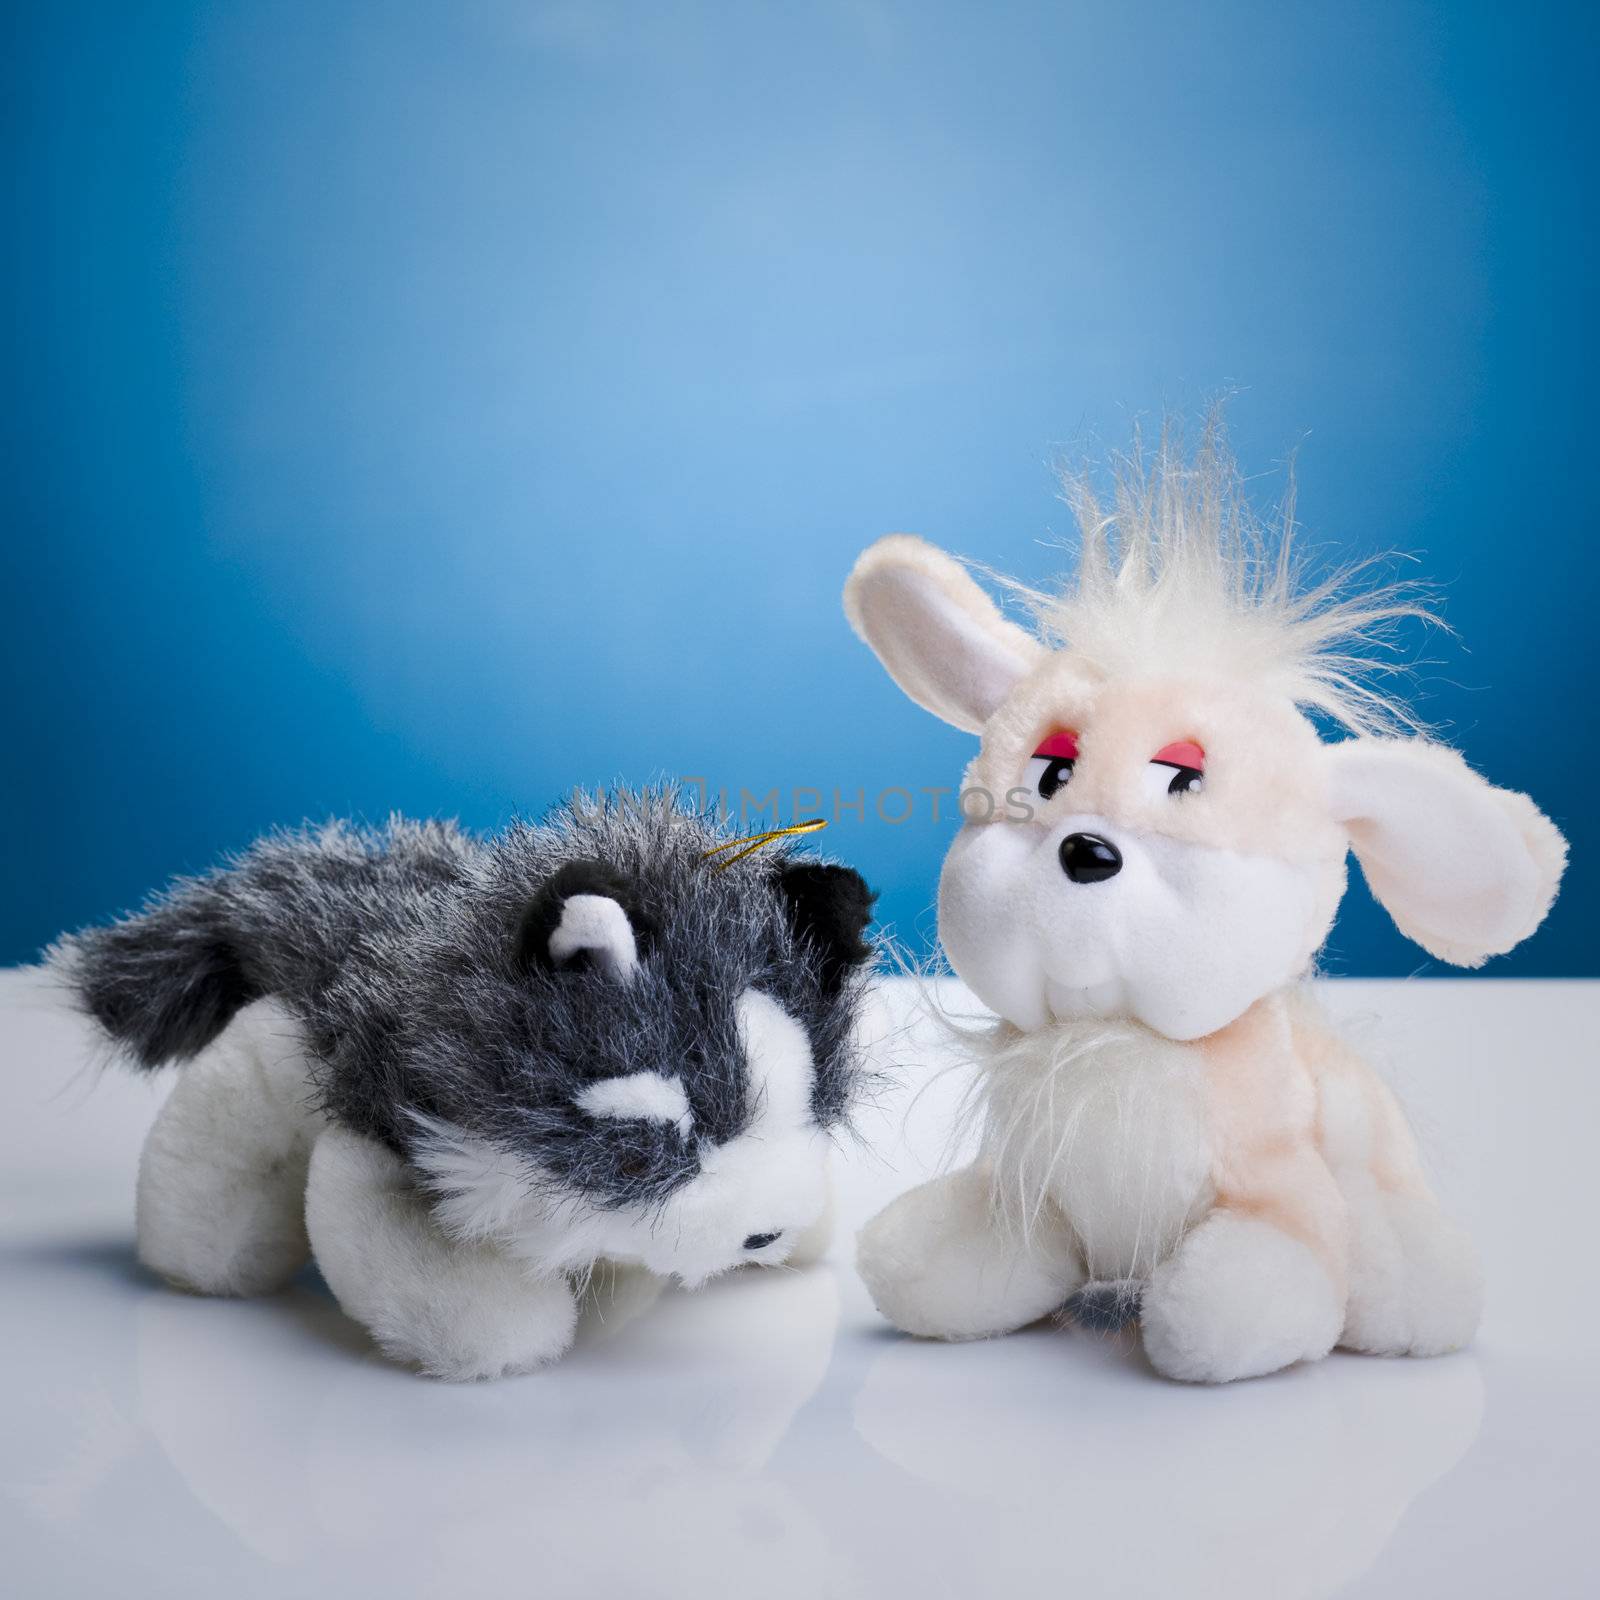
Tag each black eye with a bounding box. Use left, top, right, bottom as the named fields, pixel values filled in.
left=617, top=1154, right=649, bottom=1180
left=1026, top=754, right=1076, bottom=800
left=1024, top=732, right=1080, bottom=803
left=1140, top=761, right=1205, bottom=799
left=1144, top=741, right=1206, bottom=800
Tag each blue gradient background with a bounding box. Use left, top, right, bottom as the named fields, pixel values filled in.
left=5, top=1, right=1594, bottom=973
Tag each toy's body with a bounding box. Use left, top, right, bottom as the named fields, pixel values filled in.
left=56, top=798, right=875, bottom=1378
left=845, top=435, right=1566, bottom=1383
left=863, top=988, right=1479, bottom=1382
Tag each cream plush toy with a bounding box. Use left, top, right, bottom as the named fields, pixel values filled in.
left=844, top=435, right=1567, bottom=1383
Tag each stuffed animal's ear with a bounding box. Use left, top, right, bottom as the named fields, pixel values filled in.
left=1324, top=739, right=1567, bottom=968
left=776, top=862, right=876, bottom=994
left=843, top=534, right=1045, bottom=733
left=518, top=861, right=656, bottom=982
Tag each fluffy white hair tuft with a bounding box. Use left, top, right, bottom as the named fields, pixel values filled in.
left=999, top=416, right=1439, bottom=735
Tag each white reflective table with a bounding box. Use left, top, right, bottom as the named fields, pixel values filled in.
left=2, top=969, right=1595, bottom=1599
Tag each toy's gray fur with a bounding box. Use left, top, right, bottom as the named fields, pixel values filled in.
left=53, top=792, right=876, bottom=1210
left=1064, top=1279, right=1144, bottom=1335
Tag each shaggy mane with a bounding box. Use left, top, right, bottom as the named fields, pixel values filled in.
left=1000, top=420, right=1438, bottom=735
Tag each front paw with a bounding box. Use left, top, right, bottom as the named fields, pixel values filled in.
left=305, top=1129, right=579, bottom=1380
left=1340, top=1185, right=1483, bottom=1358
left=364, top=1263, right=579, bottom=1381
left=1142, top=1212, right=1343, bottom=1383
left=857, top=1167, right=1082, bottom=1342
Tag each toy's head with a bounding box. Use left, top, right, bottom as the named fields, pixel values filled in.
left=406, top=798, right=876, bottom=1286
left=844, top=439, right=1566, bottom=1041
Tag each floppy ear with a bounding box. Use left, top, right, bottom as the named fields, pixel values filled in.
left=1324, top=739, right=1567, bottom=968
left=843, top=534, right=1045, bottom=733
left=518, top=861, right=656, bottom=982
left=776, top=862, right=876, bottom=995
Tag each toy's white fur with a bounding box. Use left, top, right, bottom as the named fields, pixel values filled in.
left=940, top=808, right=1324, bottom=1040
left=974, top=1018, right=1211, bottom=1274
left=136, top=998, right=323, bottom=1298
left=1011, top=433, right=1433, bottom=737
left=138, top=989, right=831, bottom=1379
left=843, top=534, right=1046, bottom=733
left=1327, top=738, right=1568, bottom=968
left=856, top=1162, right=1085, bottom=1341
left=1141, top=1211, right=1344, bottom=1383
left=1314, top=1037, right=1486, bottom=1356
left=306, top=1128, right=580, bottom=1380
left=418, top=988, right=830, bottom=1288
left=410, top=988, right=828, bottom=1293
left=576, top=1071, right=694, bottom=1136
left=547, top=893, right=640, bottom=980
left=845, top=432, right=1564, bottom=1382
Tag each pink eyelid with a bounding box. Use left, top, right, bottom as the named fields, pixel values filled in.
left=1032, top=730, right=1079, bottom=760
left=1152, top=740, right=1206, bottom=771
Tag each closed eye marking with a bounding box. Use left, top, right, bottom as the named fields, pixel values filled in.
left=576, top=1072, right=694, bottom=1138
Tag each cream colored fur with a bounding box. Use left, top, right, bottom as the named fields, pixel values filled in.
left=844, top=443, right=1564, bottom=1383
left=1326, top=738, right=1568, bottom=968
left=843, top=534, right=1046, bottom=732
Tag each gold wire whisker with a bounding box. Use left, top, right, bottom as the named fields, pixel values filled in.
left=700, top=817, right=828, bottom=871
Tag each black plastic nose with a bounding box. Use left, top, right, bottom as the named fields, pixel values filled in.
left=743, top=1231, right=782, bottom=1250
left=1060, top=832, right=1122, bottom=884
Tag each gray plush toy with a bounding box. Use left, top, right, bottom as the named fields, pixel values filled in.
left=52, top=792, right=875, bottom=1379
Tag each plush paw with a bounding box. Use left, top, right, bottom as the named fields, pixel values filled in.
left=1142, top=1212, right=1343, bottom=1383
left=136, top=1000, right=320, bottom=1297
left=857, top=1166, right=1083, bottom=1342
left=362, top=1264, right=580, bottom=1382
left=138, top=1174, right=311, bottom=1299
left=306, top=1128, right=578, bottom=1380
left=1340, top=1182, right=1483, bottom=1357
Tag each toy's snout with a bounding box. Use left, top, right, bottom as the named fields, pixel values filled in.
left=940, top=809, right=1331, bottom=1040
left=1060, top=832, right=1122, bottom=883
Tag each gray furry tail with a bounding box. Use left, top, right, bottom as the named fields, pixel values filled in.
left=51, top=913, right=260, bottom=1071
left=49, top=818, right=476, bottom=1073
